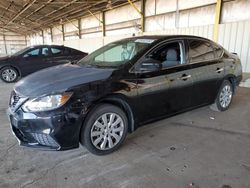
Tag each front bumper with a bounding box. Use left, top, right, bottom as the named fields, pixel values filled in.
left=7, top=107, right=84, bottom=150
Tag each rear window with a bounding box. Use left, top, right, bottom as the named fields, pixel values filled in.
left=188, top=40, right=215, bottom=63
left=71, top=49, right=82, bottom=55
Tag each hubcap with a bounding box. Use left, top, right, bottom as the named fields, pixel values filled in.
left=90, top=113, right=124, bottom=150
left=219, top=84, right=232, bottom=108
left=2, top=69, right=17, bottom=82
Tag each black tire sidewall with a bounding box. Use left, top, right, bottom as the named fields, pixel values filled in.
left=0, top=67, right=18, bottom=83
left=216, top=80, right=233, bottom=111
left=81, top=104, right=128, bottom=155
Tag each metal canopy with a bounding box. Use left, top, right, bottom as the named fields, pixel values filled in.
left=0, top=0, right=132, bottom=35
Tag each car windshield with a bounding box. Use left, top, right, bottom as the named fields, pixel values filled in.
left=78, top=38, right=155, bottom=68
left=12, top=47, right=32, bottom=56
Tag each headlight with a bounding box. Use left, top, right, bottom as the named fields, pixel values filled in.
left=22, top=93, right=72, bottom=112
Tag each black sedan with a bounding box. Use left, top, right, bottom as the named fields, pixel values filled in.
left=7, top=35, right=242, bottom=155
left=0, top=45, right=87, bottom=83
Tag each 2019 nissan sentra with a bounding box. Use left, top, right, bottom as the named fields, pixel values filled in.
left=7, top=35, right=242, bottom=155
left=0, top=45, right=87, bottom=83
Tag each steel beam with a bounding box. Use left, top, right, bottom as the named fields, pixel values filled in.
left=50, top=27, right=53, bottom=42
left=41, top=30, right=45, bottom=44
left=141, top=0, right=145, bottom=32
left=65, top=18, right=79, bottom=30
left=36, top=0, right=79, bottom=21
left=127, top=0, right=144, bottom=32
left=78, top=19, right=82, bottom=39
left=62, top=25, right=65, bottom=41
left=3, top=34, right=7, bottom=54
left=20, top=0, right=54, bottom=21
left=34, top=0, right=107, bottom=31
left=102, top=11, right=106, bottom=37
left=175, top=0, right=180, bottom=28
left=213, top=0, right=222, bottom=42
left=4, top=0, right=37, bottom=28
left=25, top=35, right=27, bottom=46
left=87, top=9, right=106, bottom=37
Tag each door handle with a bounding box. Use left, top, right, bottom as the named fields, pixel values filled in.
left=180, top=74, right=191, bottom=81
left=216, top=68, right=224, bottom=73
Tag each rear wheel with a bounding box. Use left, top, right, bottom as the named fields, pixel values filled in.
left=0, top=67, right=18, bottom=83
left=210, top=80, right=233, bottom=112
left=81, top=104, right=128, bottom=155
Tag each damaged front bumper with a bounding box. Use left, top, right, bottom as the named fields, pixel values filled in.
left=7, top=106, right=84, bottom=151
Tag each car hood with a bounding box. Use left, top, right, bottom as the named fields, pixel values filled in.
left=14, top=64, right=114, bottom=98
left=0, top=56, right=10, bottom=62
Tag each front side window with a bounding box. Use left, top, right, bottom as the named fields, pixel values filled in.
left=78, top=38, right=154, bottom=68
left=23, top=48, right=40, bottom=58
left=149, top=42, right=184, bottom=69
left=188, top=40, right=215, bottom=63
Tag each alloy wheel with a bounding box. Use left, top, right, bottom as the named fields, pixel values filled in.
left=90, top=113, right=125, bottom=150
left=1, top=69, right=17, bottom=82
left=219, top=84, right=232, bottom=108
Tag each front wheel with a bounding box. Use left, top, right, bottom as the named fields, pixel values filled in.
left=0, top=67, right=18, bottom=83
left=81, top=104, right=128, bottom=155
left=210, top=80, right=234, bottom=112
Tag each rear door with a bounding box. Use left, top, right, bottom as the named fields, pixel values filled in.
left=187, top=39, right=225, bottom=106
left=135, top=40, right=194, bottom=122
left=48, top=47, right=72, bottom=65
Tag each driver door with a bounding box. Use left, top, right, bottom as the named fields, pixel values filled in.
left=18, top=47, right=48, bottom=76
left=135, top=40, right=194, bottom=123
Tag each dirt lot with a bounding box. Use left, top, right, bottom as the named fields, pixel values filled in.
left=0, top=81, right=250, bottom=188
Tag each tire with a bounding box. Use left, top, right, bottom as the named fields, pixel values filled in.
left=0, top=66, right=18, bottom=83
left=210, top=80, right=234, bottom=112
left=81, top=104, right=128, bottom=155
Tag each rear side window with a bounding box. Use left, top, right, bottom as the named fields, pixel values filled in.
left=51, top=47, right=75, bottom=56
left=212, top=45, right=224, bottom=58
left=188, top=40, right=215, bottom=63
left=51, top=48, right=63, bottom=55
left=41, top=47, right=49, bottom=56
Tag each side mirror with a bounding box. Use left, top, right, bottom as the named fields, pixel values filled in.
left=140, top=59, right=161, bottom=73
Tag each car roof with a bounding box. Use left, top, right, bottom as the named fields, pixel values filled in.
left=120, top=35, right=213, bottom=43
left=29, top=44, right=67, bottom=48
left=29, top=35, right=215, bottom=50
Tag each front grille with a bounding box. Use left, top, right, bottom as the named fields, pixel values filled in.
left=12, top=126, right=34, bottom=143
left=12, top=126, right=27, bottom=141
left=31, top=133, right=59, bottom=147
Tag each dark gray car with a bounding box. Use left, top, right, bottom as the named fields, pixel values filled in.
left=0, top=45, right=87, bottom=83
